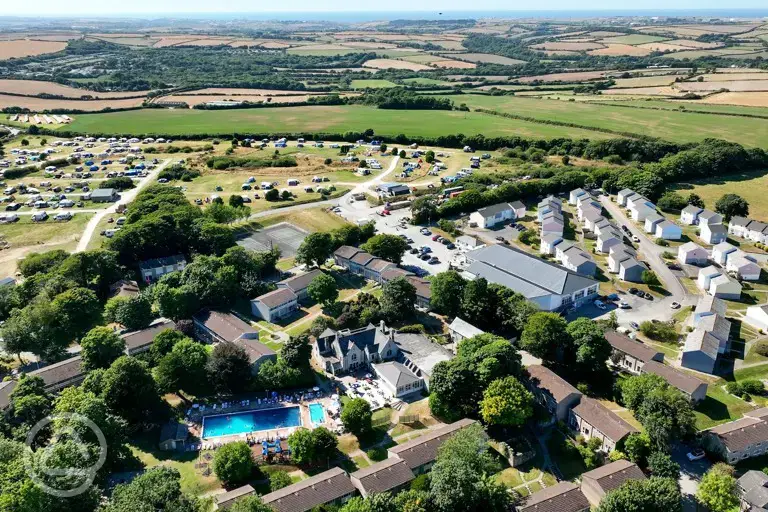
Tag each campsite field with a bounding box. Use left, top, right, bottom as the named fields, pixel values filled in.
left=60, top=105, right=612, bottom=140
left=670, top=169, right=768, bottom=221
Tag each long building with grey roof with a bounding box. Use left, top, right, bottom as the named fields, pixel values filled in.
left=463, top=244, right=599, bottom=311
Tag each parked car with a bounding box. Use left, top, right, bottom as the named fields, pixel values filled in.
left=432, top=235, right=441, bottom=241
left=632, top=235, right=640, bottom=242
left=410, top=248, right=419, bottom=254
left=619, top=301, right=631, bottom=309
left=628, top=287, right=638, bottom=294
left=667, top=263, right=681, bottom=270
left=420, top=228, right=431, bottom=235
left=686, top=449, right=706, bottom=462
left=420, top=253, right=431, bottom=261
left=428, top=257, right=439, bottom=264
left=446, top=243, right=455, bottom=250
left=671, top=301, right=681, bottom=309
left=644, top=292, right=653, bottom=300
left=594, top=300, right=606, bottom=310
left=496, top=236, right=506, bottom=242
left=630, top=321, right=640, bottom=330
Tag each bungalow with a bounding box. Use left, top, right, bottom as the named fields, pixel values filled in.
left=728, top=216, right=752, bottom=238
left=678, top=242, right=708, bottom=266
left=525, top=365, right=582, bottom=422
left=580, top=460, right=646, bottom=507
left=276, top=269, right=324, bottom=301
left=540, top=233, right=563, bottom=256
left=158, top=421, right=189, bottom=451
left=697, top=266, right=722, bottom=291
left=605, top=330, right=664, bottom=374
left=122, top=319, right=176, bottom=356
left=747, top=221, right=768, bottom=243
left=712, top=242, right=737, bottom=266
left=618, top=257, right=647, bottom=283
left=469, top=202, right=518, bottom=229
left=694, top=295, right=727, bottom=325
left=387, top=419, right=476, bottom=474
left=746, top=305, right=768, bottom=332
left=28, top=356, right=85, bottom=393
left=456, top=235, right=483, bottom=251
left=698, top=209, right=723, bottom=229
left=193, top=311, right=276, bottom=371
left=260, top=467, right=357, bottom=512
left=0, top=380, right=16, bottom=410
left=139, top=254, right=187, bottom=283
left=251, top=288, right=299, bottom=323
left=681, top=329, right=721, bottom=374
left=617, top=189, right=637, bottom=207
left=569, top=397, right=638, bottom=453
left=630, top=203, right=655, bottom=223
left=519, top=482, right=590, bottom=512
left=643, top=212, right=664, bottom=234
left=538, top=196, right=562, bottom=221
left=596, top=229, right=622, bottom=253
left=726, top=251, right=762, bottom=281
left=560, top=246, right=597, bottom=277
left=91, top=188, right=118, bottom=203
left=655, top=220, right=682, bottom=240
left=350, top=457, right=414, bottom=498
left=541, top=211, right=565, bottom=237
left=607, top=246, right=636, bottom=273
left=379, top=269, right=431, bottom=310
left=108, top=279, right=140, bottom=298
left=582, top=211, right=603, bottom=232
left=448, top=317, right=484, bottom=345
left=569, top=188, right=589, bottom=205
left=642, top=360, right=708, bottom=403
left=705, top=408, right=768, bottom=464
left=701, top=222, right=727, bottom=245
left=709, top=273, right=742, bottom=300
left=681, top=205, right=704, bottom=225
left=372, top=361, right=425, bottom=399
left=363, top=258, right=396, bottom=283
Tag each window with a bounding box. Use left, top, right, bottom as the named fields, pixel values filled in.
left=351, top=354, right=357, bottom=361
left=386, top=350, right=391, bottom=356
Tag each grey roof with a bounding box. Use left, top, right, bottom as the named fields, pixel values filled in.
left=706, top=223, right=727, bottom=234
left=260, top=467, right=356, bottom=512
left=193, top=310, right=259, bottom=343
left=695, top=295, right=727, bottom=317
left=527, top=365, right=581, bottom=403
left=729, top=216, right=751, bottom=227
left=683, top=205, right=703, bottom=215
left=0, top=277, right=15, bottom=287
left=581, top=460, right=646, bottom=494
left=541, top=233, right=563, bottom=245
left=709, top=408, right=768, bottom=452
left=477, top=202, right=514, bottom=217
left=738, top=471, right=768, bottom=509
left=509, top=200, right=526, bottom=210
left=465, top=244, right=598, bottom=300
left=684, top=329, right=721, bottom=359
left=713, top=241, right=736, bottom=254
left=350, top=457, right=415, bottom=496
left=610, top=244, right=636, bottom=257
left=279, top=269, right=324, bottom=293
left=456, top=235, right=481, bottom=247
left=394, top=332, right=452, bottom=378
left=618, top=188, right=636, bottom=198
left=749, top=220, right=768, bottom=233
left=605, top=331, right=663, bottom=363
left=572, top=397, right=638, bottom=443
left=542, top=210, right=564, bottom=222
left=91, top=188, right=116, bottom=198
left=388, top=419, right=475, bottom=470
left=28, top=356, right=84, bottom=390
left=710, top=273, right=741, bottom=290
left=334, top=245, right=361, bottom=260
left=645, top=212, right=664, bottom=224
left=109, top=279, right=140, bottom=298
left=642, top=361, right=707, bottom=396
left=373, top=361, right=421, bottom=388
left=0, top=380, right=17, bottom=410
left=698, top=314, right=732, bottom=342
left=380, top=268, right=413, bottom=282
left=365, top=258, right=393, bottom=272
left=656, top=220, right=679, bottom=231
left=139, top=254, right=186, bottom=270
left=699, top=209, right=721, bottom=221
left=254, top=288, right=298, bottom=309
left=159, top=421, right=188, bottom=443
left=214, top=485, right=255, bottom=509
left=449, top=317, right=484, bottom=339
left=122, top=319, right=176, bottom=352
left=679, top=241, right=705, bottom=253
left=570, top=188, right=587, bottom=197
left=519, top=482, right=590, bottom=512
left=538, top=196, right=561, bottom=209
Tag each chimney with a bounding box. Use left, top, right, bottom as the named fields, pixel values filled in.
left=380, top=320, right=385, bottom=333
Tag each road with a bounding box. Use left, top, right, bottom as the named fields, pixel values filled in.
left=75, top=159, right=172, bottom=252
left=600, top=196, right=690, bottom=301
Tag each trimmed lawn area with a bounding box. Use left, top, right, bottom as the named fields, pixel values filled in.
left=337, top=433, right=360, bottom=456
left=695, top=382, right=756, bottom=430
left=546, top=431, right=587, bottom=481
left=671, top=169, right=768, bottom=220
left=0, top=213, right=91, bottom=248
left=495, top=467, right=524, bottom=487
left=240, top=206, right=351, bottom=233
left=352, top=455, right=370, bottom=469
left=130, top=442, right=220, bottom=496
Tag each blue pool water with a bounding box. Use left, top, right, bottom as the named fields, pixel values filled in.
left=309, top=403, right=325, bottom=425
left=202, top=406, right=301, bottom=439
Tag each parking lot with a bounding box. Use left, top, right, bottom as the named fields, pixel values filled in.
left=236, top=222, right=308, bottom=257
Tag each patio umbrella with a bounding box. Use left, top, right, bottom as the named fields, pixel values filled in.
left=312, top=386, right=320, bottom=392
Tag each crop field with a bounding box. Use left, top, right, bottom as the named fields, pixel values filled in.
left=442, top=94, right=768, bottom=146
left=517, top=71, right=613, bottom=83
left=0, top=94, right=145, bottom=111
left=695, top=92, right=768, bottom=107
left=588, top=44, right=652, bottom=56
left=590, top=99, right=768, bottom=115
left=349, top=79, right=397, bottom=89
left=676, top=80, right=768, bottom=92
left=445, top=53, right=526, bottom=65
left=432, top=60, right=477, bottom=69
left=157, top=93, right=332, bottom=106
left=362, top=59, right=432, bottom=71
left=0, top=40, right=67, bottom=59
left=610, top=76, right=680, bottom=88
left=61, top=104, right=612, bottom=141
left=701, top=73, right=768, bottom=81
left=600, top=34, right=669, bottom=45
left=0, top=80, right=149, bottom=98
left=602, top=86, right=688, bottom=97
left=532, top=42, right=604, bottom=51
left=671, top=169, right=768, bottom=220
left=401, top=78, right=453, bottom=86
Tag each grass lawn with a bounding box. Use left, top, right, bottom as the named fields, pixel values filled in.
left=546, top=431, right=587, bottom=481
left=442, top=94, right=768, bottom=147
left=694, top=382, right=756, bottom=430
left=671, top=169, right=768, bottom=220
left=63, top=105, right=612, bottom=141
left=239, top=206, right=351, bottom=233
left=352, top=455, right=370, bottom=469
left=337, top=433, right=360, bottom=456
left=495, top=467, right=523, bottom=487
left=130, top=441, right=220, bottom=496
left=350, top=79, right=397, bottom=89
left=0, top=214, right=92, bottom=248
left=603, top=34, right=670, bottom=44
left=734, top=363, right=768, bottom=381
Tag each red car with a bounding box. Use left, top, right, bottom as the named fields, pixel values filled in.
left=432, top=235, right=440, bottom=241
left=383, top=210, right=391, bottom=215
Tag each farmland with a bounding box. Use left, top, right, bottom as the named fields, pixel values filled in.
left=670, top=169, right=768, bottom=220
left=0, top=39, right=66, bottom=59
left=61, top=105, right=611, bottom=140
left=0, top=80, right=149, bottom=98
left=0, top=94, right=145, bottom=111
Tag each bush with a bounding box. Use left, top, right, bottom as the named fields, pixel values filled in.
left=755, top=341, right=768, bottom=357
left=101, top=176, right=135, bottom=191
left=366, top=447, right=388, bottom=461
left=654, top=238, right=669, bottom=247
left=265, top=188, right=279, bottom=201
left=269, top=470, right=292, bottom=491
left=639, top=321, right=677, bottom=343
left=727, top=379, right=765, bottom=396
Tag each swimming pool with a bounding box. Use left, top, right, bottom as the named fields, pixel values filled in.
left=309, top=403, right=325, bottom=425
left=202, top=406, right=301, bottom=439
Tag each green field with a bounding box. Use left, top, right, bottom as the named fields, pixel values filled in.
left=592, top=99, right=768, bottom=116
left=602, top=34, right=669, bottom=44
left=401, top=77, right=453, bottom=86
left=671, top=169, right=768, bottom=220
left=443, top=94, right=768, bottom=147
left=61, top=105, right=611, bottom=140
left=350, top=79, right=397, bottom=89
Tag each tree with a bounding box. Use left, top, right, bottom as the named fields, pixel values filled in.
left=561, top=155, right=570, bottom=165
left=229, top=496, right=274, bottom=512
left=155, top=284, right=199, bottom=321
left=410, top=196, right=438, bottom=225
left=648, top=451, right=680, bottom=479
left=380, top=277, right=416, bottom=321
left=105, top=466, right=200, bottom=512
left=50, top=286, right=102, bottom=344
left=281, top=334, right=312, bottom=369
left=460, top=277, right=492, bottom=327
left=399, top=150, right=406, bottom=158
left=597, top=477, right=682, bottom=512
left=104, top=294, right=154, bottom=330
left=425, top=150, right=435, bottom=163
left=642, top=270, right=660, bottom=286
left=430, top=270, right=466, bottom=317
left=637, top=385, right=696, bottom=450
left=519, top=312, right=569, bottom=364
left=154, top=339, right=208, bottom=396
left=228, top=194, right=245, bottom=208
left=307, top=273, right=338, bottom=307
left=18, top=249, right=68, bottom=277
left=479, top=376, right=533, bottom=427
left=687, top=193, right=705, bottom=208
left=213, top=441, right=254, bottom=487
left=287, top=427, right=338, bottom=465
left=623, top=432, right=651, bottom=466
left=656, top=192, right=687, bottom=211
left=265, top=188, right=279, bottom=201
left=566, top=318, right=611, bottom=377
left=715, top=193, right=749, bottom=221
left=281, top=190, right=292, bottom=200
left=269, top=470, right=292, bottom=491
left=361, top=234, right=408, bottom=264
left=150, top=328, right=187, bottom=363
left=621, top=373, right=666, bottom=411
left=206, top=341, right=253, bottom=394
left=697, top=464, right=739, bottom=512
left=80, top=326, right=126, bottom=371
left=342, top=398, right=373, bottom=436
left=295, top=232, right=333, bottom=268
left=100, top=356, right=163, bottom=427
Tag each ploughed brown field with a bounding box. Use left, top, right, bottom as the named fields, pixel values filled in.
left=0, top=94, right=144, bottom=111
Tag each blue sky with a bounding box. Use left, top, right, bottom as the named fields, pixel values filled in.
left=6, top=1, right=767, bottom=15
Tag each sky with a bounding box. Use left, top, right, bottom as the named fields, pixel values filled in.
left=4, top=1, right=768, bottom=16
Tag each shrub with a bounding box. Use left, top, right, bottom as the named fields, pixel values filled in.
left=366, top=447, right=388, bottom=461
left=654, top=238, right=669, bottom=247
left=265, top=188, right=279, bottom=201
left=755, top=341, right=768, bottom=357
left=639, top=321, right=677, bottom=343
